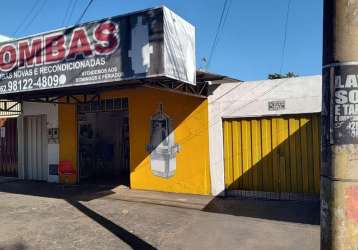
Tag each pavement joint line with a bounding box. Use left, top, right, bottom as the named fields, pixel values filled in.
left=110, top=195, right=210, bottom=206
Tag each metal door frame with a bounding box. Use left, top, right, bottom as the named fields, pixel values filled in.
left=76, top=98, right=130, bottom=184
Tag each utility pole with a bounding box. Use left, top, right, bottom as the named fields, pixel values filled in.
left=322, top=0, right=358, bottom=249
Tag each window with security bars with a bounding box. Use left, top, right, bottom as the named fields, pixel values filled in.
left=77, top=98, right=128, bottom=113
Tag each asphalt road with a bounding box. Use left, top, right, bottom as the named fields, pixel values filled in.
left=0, top=180, right=320, bottom=250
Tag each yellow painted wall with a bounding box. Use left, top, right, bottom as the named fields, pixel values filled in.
left=59, top=87, right=211, bottom=195
left=59, top=103, right=77, bottom=184
left=223, top=114, right=321, bottom=194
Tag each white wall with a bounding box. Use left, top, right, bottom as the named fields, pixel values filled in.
left=19, top=102, right=59, bottom=182
left=0, top=34, right=13, bottom=42
left=1, top=35, right=60, bottom=182
left=208, top=75, right=322, bottom=195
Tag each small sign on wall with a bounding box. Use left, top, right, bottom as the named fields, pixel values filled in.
left=49, top=164, right=59, bottom=176
left=0, top=127, right=5, bottom=138
left=48, top=128, right=59, bottom=144
left=268, top=100, right=286, bottom=111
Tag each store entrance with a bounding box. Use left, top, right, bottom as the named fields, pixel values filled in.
left=77, top=98, right=130, bottom=186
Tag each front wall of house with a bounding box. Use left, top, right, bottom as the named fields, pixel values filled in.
left=59, top=87, right=211, bottom=195
left=18, top=102, right=59, bottom=182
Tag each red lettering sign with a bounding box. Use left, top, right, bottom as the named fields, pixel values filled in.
left=0, top=44, right=17, bottom=71
left=0, top=20, right=120, bottom=69
left=45, top=34, right=66, bottom=63
left=94, top=22, right=119, bottom=55
left=18, top=38, right=42, bottom=67
left=68, top=28, right=92, bottom=59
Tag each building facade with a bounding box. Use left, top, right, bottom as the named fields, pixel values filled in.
left=0, top=7, right=323, bottom=198
left=208, top=75, right=322, bottom=198
left=0, top=7, right=215, bottom=195
left=14, top=87, right=211, bottom=194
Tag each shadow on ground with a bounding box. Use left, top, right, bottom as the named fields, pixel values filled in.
left=0, top=179, right=320, bottom=250
left=67, top=199, right=156, bottom=249
left=203, top=197, right=320, bottom=225
left=0, top=180, right=320, bottom=225
left=0, top=180, right=156, bottom=250
left=0, top=242, right=28, bottom=250
left=0, top=178, right=116, bottom=201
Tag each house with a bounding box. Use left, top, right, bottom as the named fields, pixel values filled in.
left=0, top=6, right=322, bottom=200
left=208, top=75, right=322, bottom=199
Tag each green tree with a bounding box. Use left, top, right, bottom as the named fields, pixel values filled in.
left=268, top=72, right=298, bottom=79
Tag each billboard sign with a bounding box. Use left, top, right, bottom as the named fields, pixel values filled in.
left=0, top=6, right=196, bottom=96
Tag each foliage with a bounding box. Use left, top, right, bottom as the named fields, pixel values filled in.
left=268, top=72, right=298, bottom=79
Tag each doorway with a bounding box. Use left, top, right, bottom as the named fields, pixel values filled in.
left=0, top=118, right=18, bottom=177
left=77, top=98, right=130, bottom=186
left=23, top=115, right=48, bottom=181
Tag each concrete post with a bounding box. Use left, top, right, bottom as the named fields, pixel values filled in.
left=322, top=0, right=358, bottom=249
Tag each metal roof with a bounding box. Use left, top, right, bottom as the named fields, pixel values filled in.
left=0, top=35, right=13, bottom=43
left=196, top=70, right=240, bottom=83
left=0, top=70, right=234, bottom=103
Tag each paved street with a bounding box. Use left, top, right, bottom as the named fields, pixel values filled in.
left=0, top=180, right=320, bottom=250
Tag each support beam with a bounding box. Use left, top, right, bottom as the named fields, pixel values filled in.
left=322, top=0, right=358, bottom=249
left=0, top=101, right=21, bottom=113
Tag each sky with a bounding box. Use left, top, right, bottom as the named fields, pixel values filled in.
left=0, top=0, right=323, bottom=81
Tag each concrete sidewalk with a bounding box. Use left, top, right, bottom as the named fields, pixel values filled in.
left=0, top=180, right=320, bottom=250
left=98, top=186, right=213, bottom=210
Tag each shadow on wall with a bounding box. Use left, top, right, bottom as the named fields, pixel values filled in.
left=59, top=86, right=210, bottom=194
left=201, top=115, right=321, bottom=225
left=222, top=115, right=321, bottom=194
left=122, top=87, right=210, bottom=194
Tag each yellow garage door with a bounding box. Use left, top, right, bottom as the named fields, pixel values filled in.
left=223, top=114, right=320, bottom=194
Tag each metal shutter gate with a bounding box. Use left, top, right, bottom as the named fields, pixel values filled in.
left=0, top=118, right=17, bottom=177
left=223, top=114, right=320, bottom=195
left=24, top=115, right=47, bottom=181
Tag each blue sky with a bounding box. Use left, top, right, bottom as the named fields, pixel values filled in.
left=0, top=0, right=323, bottom=81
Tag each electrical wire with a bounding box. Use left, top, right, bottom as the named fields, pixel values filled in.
left=61, top=0, right=74, bottom=27
left=12, top=0, right=42, bottom=36
left=279, top=0, right=292, bottom=74
left=221, top=0, right=232, bottom=37
left=176, top=77, right=293, bottom=147
left=21, top=0, right=48, bottom=35
left=75, top=0, right=94, bottom=25
left=206, top=0, right=232, bottom=70
left=206, top=0, right=230, bottom=70
left=66, top=0, right=78, bottom=26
